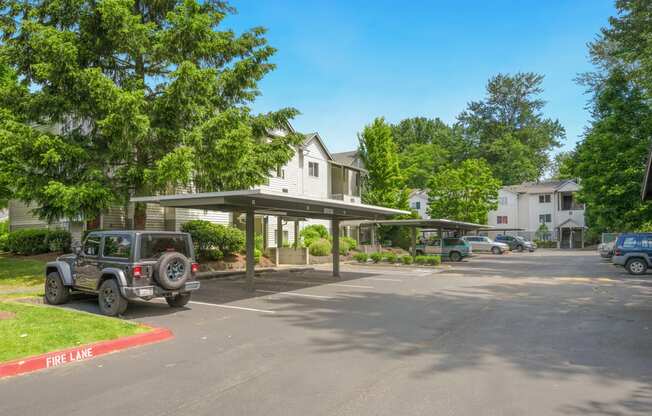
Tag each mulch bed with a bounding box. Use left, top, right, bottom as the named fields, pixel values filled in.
left=199, top=253, right=275, bottom=272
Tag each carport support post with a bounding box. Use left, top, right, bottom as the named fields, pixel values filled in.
left=411, top=226, right=417, bottom=259
left=246, top=209, right=255, bottom=291
left=275, top=216, right=283, bottom=265
left=332, top=219, right=340, bottom=278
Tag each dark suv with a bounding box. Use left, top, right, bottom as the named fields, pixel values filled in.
left=495, top=235, right=536, bottom=252
left=44, top=231, right=201, bottom=316
left=612, top=233, right=652, bottom=275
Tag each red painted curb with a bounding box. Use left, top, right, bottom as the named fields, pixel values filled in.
left=0, top=326, right=173, bottom=379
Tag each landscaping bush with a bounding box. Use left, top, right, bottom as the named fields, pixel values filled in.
left=181, top=220, right=245, bottom=259
left=370, top=252, right=383, bottom=263
left=204, top=248, right=224, bottom=261
left=342, top=236, right=357, bottom=250
left=309, top=238, right=331, bottom=256
left=401, top=255, right=414, bottom=265
left=384, top=252, right=398, bottom=263
left=415, top=255, right=441, bottom=266
left=354, top=252, right=368, bottom=263
left=534, top=240, right=557, bottom=248
left=0, top=220, right=8, bottom=252
left=6, top=229, right=51, bottom=255
left=338, top=238, right=351, bottom=255
left=254, top=248, right=262, bottom=263
left=255, top=233, right=264, bottom=252
left=415, top=255, right=428, bottom=265
left=46, top=229, right=71, bottom=253
left=0, top=233, right=8, bottom=252
left=300, top=224, right=330, bottom=247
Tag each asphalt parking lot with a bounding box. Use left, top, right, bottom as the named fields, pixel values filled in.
left=2, top=251, right=652, bottom=416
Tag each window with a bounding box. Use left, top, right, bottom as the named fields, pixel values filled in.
left=539, top=194, right=551, bottom=203
left=621, top=236, right=638, bottom=248
left=83, top=235, right=101, bottom=256
left=539, top=214, right=552, bottom=223
left=308, top=161, right=319, bottom=177
left=103, top=235, right=132, bottom=259
left=276, top=165, right=285, bottom=179
left=497, top=215, right=508, bottom=224
left=412, top=201, right=421, bottom=210
left=139, top=234, right=190, bottom=260
left=499, top=196, right=508, bottom=205
left=640, top=236, right=652, bottom=248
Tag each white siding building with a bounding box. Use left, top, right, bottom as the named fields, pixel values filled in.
left=8, top=128, right=365, bottom=248
left=487, top=180, right=586, bottom=248
left=408, top=190, right=429, bottom=219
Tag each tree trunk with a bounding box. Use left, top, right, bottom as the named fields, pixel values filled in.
left=134, top=202, right=147, bottom=230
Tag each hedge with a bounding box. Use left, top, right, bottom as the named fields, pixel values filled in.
left=309, top=238, right=331, bottom=256
left=354, top=252, right=368, bottom=263
left=401, top=255, right=414, bottom=265
left=383, top=252, right=398, bottom=263
left=6, top=229, right=71, bottom=255
left=415, top=255, right=441, bottom=266
left=370, top=252, right=383, bottom=263
left=300, top=224, right=330, bottom=247
left=181, top=220, right=245, bottom=259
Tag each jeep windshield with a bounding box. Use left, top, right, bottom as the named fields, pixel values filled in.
left=139, top=234, right=191, bottom=260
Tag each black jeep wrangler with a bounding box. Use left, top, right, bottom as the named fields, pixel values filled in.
left=44, top=231, right=201, bottom=316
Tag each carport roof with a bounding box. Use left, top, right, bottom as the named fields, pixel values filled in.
left=341, top=218, right=494, bottom=231
left=131, top=189, right=409, bottom=220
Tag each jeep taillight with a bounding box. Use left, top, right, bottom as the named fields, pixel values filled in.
left=614, top=249, right=621, bottom=257
left=133, top=265, right=143, bottom=279
left=191, top=263, right=200, bottom=273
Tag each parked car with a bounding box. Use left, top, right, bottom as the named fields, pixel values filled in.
left=415, top=237, right=472, bottom=262
left=44, top=231, right=201, bottom=316
left=612, top=233, right=652, bottom=275
left=495, top=235, right=537, bottom=252
left=462, top=236, right=509, bottom=254
left=598, top=241, right=615, bottom=259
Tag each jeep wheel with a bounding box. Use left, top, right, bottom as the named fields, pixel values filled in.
left=626, top=258, right=648, bottom=275
left=156, top=252, right=191, bottom=290
left=98, top=279, right=128, bottom=316
left=449, top=251, right=462, bottom=262
left=516, top=245, right=524, bottom=253
left=44, top=272, right=70, bottom=305
left=166, top=293, right=191, bottom=308
left=491, top=246, right=502, bottom=255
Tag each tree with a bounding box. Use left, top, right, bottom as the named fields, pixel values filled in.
left=0, top=0, right=303, bottom=225
left=358, top=117, right=408, bottom=209
left=566, top=1, right=652, bottom=233
left=548, top=150, right=576, bottom=180
left=572, top=70, right=652, bottom=232
left=457, top=73, right=565, bottom=185
left=398, top=143, right=450, bottom=189
left=426, top=159, right=500, bottom=224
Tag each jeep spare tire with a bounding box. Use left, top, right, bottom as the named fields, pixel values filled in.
left=155, top=252, right=191, bottom=290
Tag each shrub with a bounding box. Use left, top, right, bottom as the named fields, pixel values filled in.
left=0, top=233, right=8, bottom=252
left=415, top=255, right=428, bottom=265
left=354, top=252, right=368, bottom=263
left=370, top=252, right=383, bottom=263
left=255, top=233, right=264, bottom=251
left=384, top=252, right=398, bottom=263
left=309, top=238, right=331, bottom=256
left=181, top=220, right=245, bottom=258
left=339, top=238, right=350, bottom=255
left=46, top=229, right=71, bottom=253
left=426, top=255, right=441, bottom=266
left=7, top=229, right=51, bottom=255
left=342, top=236, right=357, bottom=250
left=401, top=255, right=414, bottom=265
left=205, top=249, right=224, bottom=261
left=254, top=248, right=262, bottom=263
left=534, top=240, right=557, bottom=248
left=300, top=224, right=330, bottom=247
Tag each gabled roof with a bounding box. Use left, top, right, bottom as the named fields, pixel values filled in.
left=557, top=218, right=585, bottom=229
left=504, top=179, right=579, bottom=194
left=302, top=132, right=333, bottom=161
left=409, top=189, right=428, bottom=199
left=332, top=150, right=358, bottom=166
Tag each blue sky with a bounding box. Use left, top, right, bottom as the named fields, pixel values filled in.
left=226, top=1, right=616, bottom=154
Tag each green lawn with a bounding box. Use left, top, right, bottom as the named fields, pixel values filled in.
left=0, top=302, right=149, bottom=362
left=0, top=254, right=46, bottom=290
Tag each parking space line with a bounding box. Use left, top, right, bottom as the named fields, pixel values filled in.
left=331, top=283, right=374, bottom=289
left=256, top=290, right=332, bottom=299
left=363, top=277, right=403, bottom=282
left=188, top=301, right=276, bottom=314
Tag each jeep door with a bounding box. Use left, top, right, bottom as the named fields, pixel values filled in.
left=75, top=234, right=103, bottom=289
left=640, top=235, right=652, bottom=265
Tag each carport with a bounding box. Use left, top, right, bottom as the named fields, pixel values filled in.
left=343, top=218, right=493, bottom=258
left=131, top=190, right=408, bottom=290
